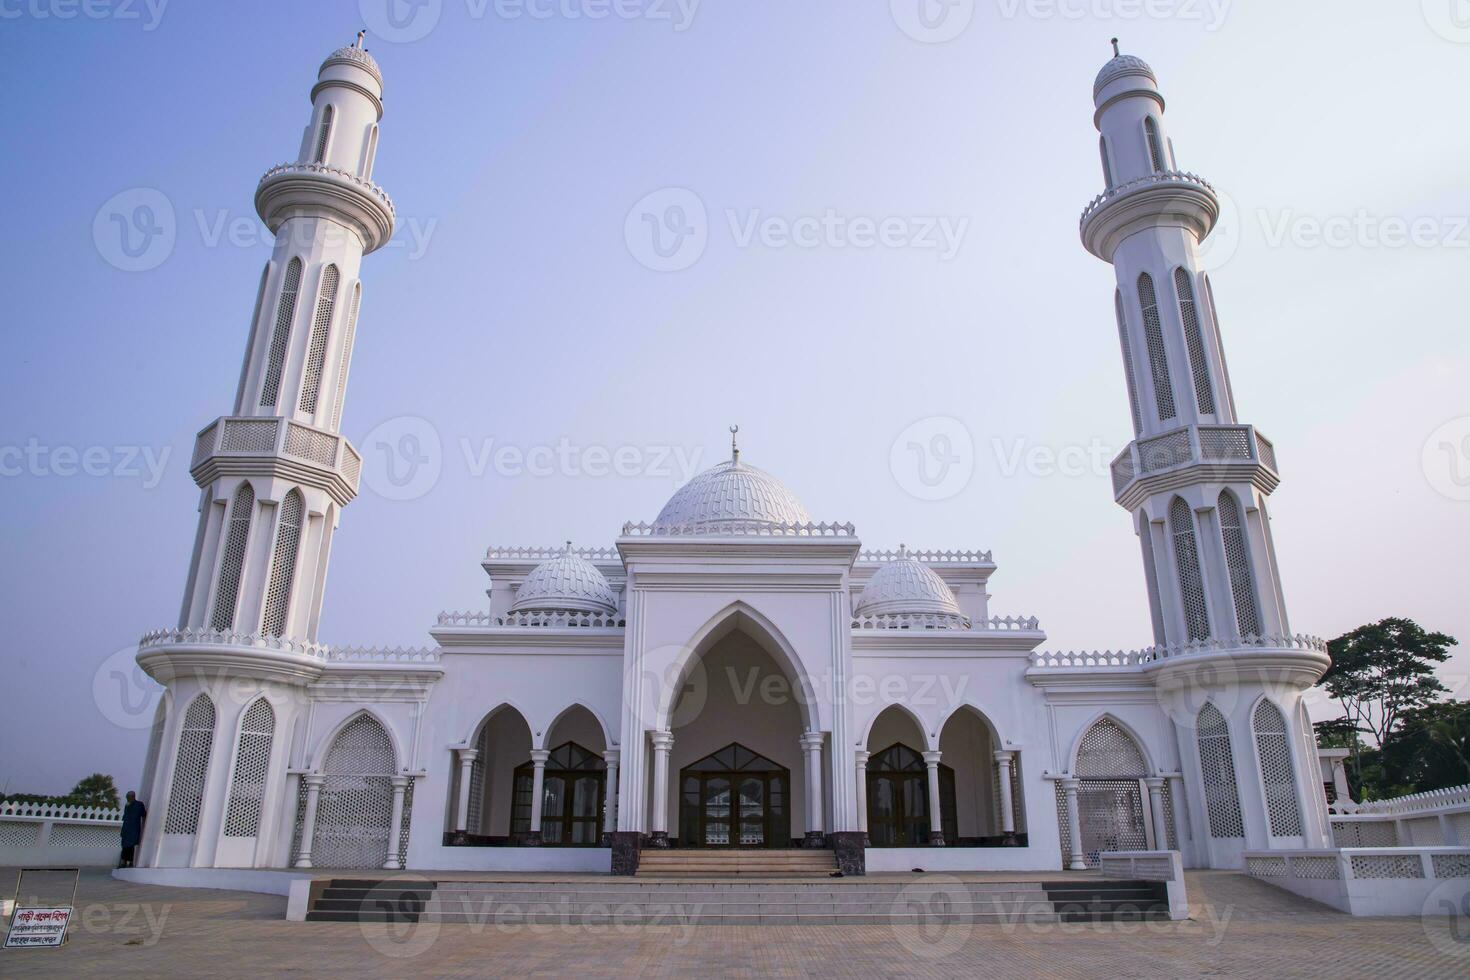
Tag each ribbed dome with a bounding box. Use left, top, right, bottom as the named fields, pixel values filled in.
left=510, top=546, right=617, bottom=615
left=1093, top=54, right=1155, bottom=96
left=654, top=458, right=810, bottom=531
left=322, top=43, right=382, bottom=85
left=854, top=550, right=966, bottom=621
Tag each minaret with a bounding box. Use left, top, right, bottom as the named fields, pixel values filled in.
left=178, top=34, right=393, bottom=642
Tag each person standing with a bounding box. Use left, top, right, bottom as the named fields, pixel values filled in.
left=119, top=791, right=146, bottom=868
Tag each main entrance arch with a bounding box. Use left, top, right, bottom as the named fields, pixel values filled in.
left=678, top=743, right=791, bottom=848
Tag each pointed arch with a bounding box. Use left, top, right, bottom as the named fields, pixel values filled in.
left=361, top=123, right=379, bottom=178
left=1195, top=702, right=1244, bottom=838
left=260, top=257, right=302, bottom=408
left=541, top=701, right=613, bottom=752
left=310, top=711, right=398, bottom=869
left=163, top=693, right=216, bottom=835
left=1143, top=116, right=1166, bottom=172
left=260, top=489, right=304, bottom=637
left=314, top=104, right=333, bottom=163
left=297, top=264, right=339, bottom=415
left=224, top=697, right=276, bottom=838
left=1251, top=697, right=1303, bottom=837
left=1169, top=496, right=1211, bottom=641
left=210, top=483, right=255, bottom=631
left=1137, top=272, right=1177, bottom=421
left=1173, top=267, right=1216, bottom=415
left=1069, top=713, right=1153, bottom=777
left=1217, top=490, right=1261, bottom=637
left=311, top=708, right=402, bottom=772
left=861, top=700, right=933, bottom=753
left=1099, top=135, right=1114, bottom=189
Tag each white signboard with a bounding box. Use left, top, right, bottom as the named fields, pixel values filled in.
left=4, top=906, right=72, bottom=948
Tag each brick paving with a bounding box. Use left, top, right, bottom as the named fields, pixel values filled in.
left=1, top=868, right=1466, bottom=978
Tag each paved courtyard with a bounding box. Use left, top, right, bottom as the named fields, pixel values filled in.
left=1, top=868, right=1466, bottom=977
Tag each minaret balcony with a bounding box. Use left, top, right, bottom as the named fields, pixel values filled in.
left=255, top=162, right=395, bottom=253
left=1109, top=422, right=1279, bottom=509
left=1079, top=170, right=1218, bottom=260
left=190, top=415, right=362, bottom=506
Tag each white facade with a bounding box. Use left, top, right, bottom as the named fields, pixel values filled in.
left=132, top=41, right=1335, bottom=875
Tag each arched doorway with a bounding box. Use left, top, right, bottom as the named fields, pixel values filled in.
left=512, top=742, right=606, bottom=845
left=310, top=713, right=397, bottom=869
left=867, top=744, right=956, bottom=846
left=456, top=705, right=533, bottom=842
left=1072, top=717, right=1150, bottom=862
left=678, top=743, right=791, bottom=848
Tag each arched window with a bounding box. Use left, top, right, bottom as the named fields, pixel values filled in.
left=260, top=490, right=304, bottom=637
left=235, top=263, right=271, bottom=409
left=224, top=698, right=276, bottom=838
left=1144, top=117, right=1166, bottom=172
left=511, top=742, right=607, bottom=845
left=163, top=694, right=216, bottom=835
left=1196, top=703, right=1244, bottom=838
left=1137, top=273, right=1177, bottom=421
left=259, top=257, right=302, bottom=408
left=362, top=124, right=379, bottom=178
left=314, top=105, right=333, bottom=164
left=297, top=265, right=339, bottom=415
left=1070, top=718, right=1153, bottom=860
left=1169, top=497, right=1211, bottom=641
left=1115, top=290, right=1143, bottom=435
left=210, top=484, right=255, bottom=631
left=309, top=714, right=398, bottom=868
left=1253, top=699, right=1303, bottom=837
left=863, top=743, right=956, bottom=847
left=679, top=742, right=795, bottom=848
left=1202, top=274, right=1236, bottom=418
left=1173, top=268, right=1216, bottom=415
left=329, top=283, right=361, bottom=431
left=1217, top=491, right=1261, bottom=637
left=1099, top=135, right=1114, bottom=189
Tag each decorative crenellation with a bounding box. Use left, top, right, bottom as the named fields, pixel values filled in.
left=436, top=610, right=625, bottom=629
left=258, top=162, right=395, bottom=216
left=0, top=801, right=123, bottom=823
left=1030, top=633, right=1327, bottom=669
left=621, top=519, right=856, bottom=538
left=857, top=548, right=993, bottom=564
left=137, top=628, right=438, bottom=664
left=485, top=545, right=621, bottom=562
left=327, top=646, right=441, bottom=663
left=852, top=613, right=1039, bottom=632
left=1332, top=783, right=1470, bottom=817
left=1079, top=169, right=1215, bottom=227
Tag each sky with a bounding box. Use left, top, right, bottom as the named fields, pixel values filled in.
left=1, top=1, right=1467, bottom=796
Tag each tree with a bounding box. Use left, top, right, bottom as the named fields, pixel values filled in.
left=67, top=773, right=118, bottom=808
left=1313, top=717, right=1365, bottom=750
left=1321, top=618, right=1456, bottom=784
left=1382, top=701, right=1470, bottom=792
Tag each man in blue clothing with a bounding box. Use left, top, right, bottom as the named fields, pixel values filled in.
left=119, top=791, right=146, bottom=868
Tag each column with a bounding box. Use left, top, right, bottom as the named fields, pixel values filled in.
left=854, top=750, right=870, bottom=843
left=1061, top=777, right=1086, bottom=869
left=384, top=775, right=408, bottom=870
left=454, top=748, right=478, bottom=834
left=922, top=750, right=946, bottom=846
left=1167, top=773, right=1192, bottom=858
left=648, top=731, right=674, bottom=845
left=525, top=748, right=550, bottom=845
left=602, top=749, right=620, bottom=840
left=294, top=774, right=324, bottom=868
left=994, top=751, right=1017, bottom=845
left=1330, top=757, right=1353, bottom=806
left=1145, top=777, right=1169, bottom=850
left=800, top=731, right=826, bottom=846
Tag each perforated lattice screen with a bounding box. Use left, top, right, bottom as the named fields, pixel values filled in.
left=1114, top=291, right=1143, bottom=436
left=1199, top=428, right=1251, bottom=459
left=329, top=283, right=361, bottom=431
left=0, top=822, right=39, bottom=846
left=1173, top=268, right=1216, bottom=415
left=1077, top=779, right=1148, bottom=864
left=50, top=824, right=117, bottom=849
left=312, top=714, right=396, bottom=869
left=297, top=265, right=339, bottom=415
left=260, top=491, right=303, bottom=637
left=314, top=105, right=333, bottom=163
left=1137, top=273, right=1177, bottom=421
left=284, top=424, right=337, bottom=466
left=224, top=699, right=275, bottom=838
left=210, top=484, right=255, bottom=631
left=1217, top=492, right=1261, bottom=637
left=1196, top=703, right=1245, bottom=838
left=1075, top=719, right=1148, bottom=779
left=1253, top=699, right=1303, bottom=837
left=164, top=694, right=216, bottom=834
left=260, top=258, right=302, bottom=408
left=465, top=722, right=491, bottom=834
left=220, top=419, right=277, bottom=453
left=1169, top=497, right=1211, bottom=641
left=1144, top=117, right=1166, bottom=172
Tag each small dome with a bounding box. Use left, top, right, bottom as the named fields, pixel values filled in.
left=1093, top=53, right=1156, bottom=97
left=854, top=549, right=966, bottom=621
left=510, top=545, right=617, bottom=615
left=321, top=43, right=382, bottom=86
left=654, top=457, right=810, bottom=531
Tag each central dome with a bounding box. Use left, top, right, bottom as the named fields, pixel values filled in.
left=854, top=549, right=967, bottom=622
left=511, top=546, right=617, bottom=615
left=654, top=458, right=810, bottom=531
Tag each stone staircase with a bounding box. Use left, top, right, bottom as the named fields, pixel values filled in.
left=304, top=875, right=1169, bottom=926
left=635, top=848, right=837, bottom=876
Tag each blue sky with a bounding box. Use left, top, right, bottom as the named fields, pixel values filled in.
left=2, top=1, right=1468, bottom=794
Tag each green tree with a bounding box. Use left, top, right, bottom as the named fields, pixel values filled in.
left=1382, top=701, right=1470, bottom=792
left=67, top=773, right=118, bottom=808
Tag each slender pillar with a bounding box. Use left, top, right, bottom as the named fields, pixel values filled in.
left=1167, top=773, right=1191, bottom=857
left=454, top=748, right=478, bottom=834
left=994, top=751, right=1018, bottom=845
left=1061, top=777, right=1086, bottom=869
left=800, top=731, right=826, bottom=846
left=922, top=750, right=946, bottom=846
left=384, top=775, right=408, bottom=870
left=1145, top=776, right=1169, bottom=850
left=294, top=774, right=324, bottom=868
left=525, top=748, right=550, bottom=845
left=854, top=750, right=870, bottom=842
left=602, top=749, right=620, bottom=840
left=648, top=731, right=674, bottom=846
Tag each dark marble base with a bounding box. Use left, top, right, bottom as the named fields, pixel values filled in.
left=646, top=831, right=670, bottom=848
left=1001, top=831, right=1020, bottom=847
left=801, top=832, right=827, bottom=848
left=610, top=832, right=642, bottom=876
left=514, top=831, right=543, bottom=846
left=928, top=834, right=947, bottom=847
left=829, top=831, right=866, bottom=876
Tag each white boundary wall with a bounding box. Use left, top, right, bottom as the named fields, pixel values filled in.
left=1244, top=847, right=1470, bottom=916
left=1097, top=849, right=1188, bottom=919
left=0, top=802, right=123, bottom=867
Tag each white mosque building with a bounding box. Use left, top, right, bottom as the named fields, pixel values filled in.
left=130, top=38, right=1335, bottom=876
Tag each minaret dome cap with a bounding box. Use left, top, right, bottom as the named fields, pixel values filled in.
left=1093, top=44, right=1157, bottom=102
left=320, top=33, right=383, bottom=87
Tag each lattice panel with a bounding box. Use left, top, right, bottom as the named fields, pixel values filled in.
left=261, top=492, right=303, bottom=637
left=1405, top=816, right=1444, bottom=846
left=397, top=777, right=415, bottom=868
left=210, top=484, right=255, bottom=631
left=1199, top=428, right=1251, bottom=459
left=1454, top=812, right=1470, bottom=843
left=466, top=723, right=491, bottom=834
left=297, top=265, right=339, bottom=415
left=330, top=283, right=361, bottom=431
left=1170, top=498, right=1211, bottom=641
left=1054, top=783, right=1072, bottom=859
left=1075, top=719, right=1148, bottom=779
left=224, top=699, right=275, bottom=837
left=1246, top=856, right=1287, bottom=876
left=219, top=419, right=277, bottom=453
left=163, top=695, right=216, bottom=834
left=1144, top=117, right=1166, bottom=171
left=1115, top=291, right=1143, bottom=436
left=1290, top=856, right=1341, bottom=880
left=1077, top=779, right=1148, bottom=863
left=311, top=714, right=396, bottom=869
left=1253, top=699, right=1303, bottom=837
left=1137, top=272, right=1177, bottom=421
left=1217, top=492, right=1261, bottom=637
left=1159, top=780, right=1179, bottom=850
left=1256, top=438, right=1278, bottom=474
left=49, top=824, right=117, bottom=849
left=0, top=821, right=39, bottom=846
left=1333, top=820, right=1398, bottom=847
left=284, top=423, right=337, bottom=466
left=1174, top=268, right=1216, bottom=414
left=289, top=777, right=307, bottom=865
left=314, top=106, right=333, bottom=163
left=260, top=257, right=302, bottom=408
left=1432, top=854, right=1470, bottom=879
left=1196, top=702, right=1245, bottom=838
left=1350, top=854, right=1424, bottom=879
left=1138, top=429, right=1192, bottom=472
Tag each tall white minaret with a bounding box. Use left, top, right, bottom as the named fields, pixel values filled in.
left=179, top=34, right=394, bottom=642
left=1083, top=41, right=1287, bottom=649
